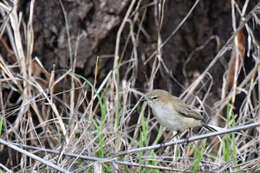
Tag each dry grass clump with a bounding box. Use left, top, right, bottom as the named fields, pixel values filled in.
left=0, top=0, right=260, bottom=172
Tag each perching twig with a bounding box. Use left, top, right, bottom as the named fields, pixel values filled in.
left=112, top=121, right=260, bottom=157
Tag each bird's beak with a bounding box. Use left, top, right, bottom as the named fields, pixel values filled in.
left=139, top=96, right=147, bottom=102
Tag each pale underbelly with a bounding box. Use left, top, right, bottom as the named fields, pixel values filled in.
left=153, top=108, right=201, bottom=131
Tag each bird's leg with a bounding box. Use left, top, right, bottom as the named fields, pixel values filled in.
left=184, top=129, right=191, bottom=144
left=165, top=131, right=180, bottom=142
left=170, top=130, right=181, bottom=141
left=173, top=130, right=180, bottom=138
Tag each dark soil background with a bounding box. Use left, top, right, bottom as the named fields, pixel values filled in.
left=16, top=0, right=256, bottom=95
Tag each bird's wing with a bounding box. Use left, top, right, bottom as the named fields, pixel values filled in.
left=174, top=102, right=204, bottom=120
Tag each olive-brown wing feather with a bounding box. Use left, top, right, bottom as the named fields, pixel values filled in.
left=173, top=101, right=204, bottom=120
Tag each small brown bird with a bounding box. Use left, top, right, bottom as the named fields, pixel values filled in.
left=144, top=89, right=215, bottom=135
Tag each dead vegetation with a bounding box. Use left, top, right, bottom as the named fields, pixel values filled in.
left=0, top=0, right=260, bottom=172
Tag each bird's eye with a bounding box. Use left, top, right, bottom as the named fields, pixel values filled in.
left=150, top=96, right=158, bottom=101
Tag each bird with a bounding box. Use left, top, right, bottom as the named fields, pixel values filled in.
left=143, top=89, right=216, bottom=136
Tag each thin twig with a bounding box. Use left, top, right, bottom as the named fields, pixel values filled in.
left=0, top=138, right=71, bottom=173
left=113, top=121, right=260, bottom=157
